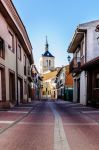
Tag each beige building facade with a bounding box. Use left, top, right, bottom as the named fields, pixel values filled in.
left=0, top=0, right=33, bottom=108
left=42, top=69, right=58, bottom=100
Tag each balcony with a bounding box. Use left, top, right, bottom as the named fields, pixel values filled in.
left=69, top=57, right=81, bottom=73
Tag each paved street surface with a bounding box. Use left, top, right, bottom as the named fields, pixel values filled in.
left=0, top=100, right=99, bottom=150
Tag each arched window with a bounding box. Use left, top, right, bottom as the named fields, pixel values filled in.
left=49, top=60, right=51, bottom=67
left=44, top=60, right=48, bottom=67
left=46, top=60, right=48, bottom=67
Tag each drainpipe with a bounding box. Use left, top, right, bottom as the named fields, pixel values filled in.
left=85, top=32, right=87, bottom=105
left=16, top=37, right=18, bottom=106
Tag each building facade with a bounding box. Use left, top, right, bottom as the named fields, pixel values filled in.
left=65, top=65, right=73, bottom=101
left=56, top=65, right=73, bottom=100
left=0, top=0, right=34, bottom=108
left=31, top=64, right=42, bottom=100
left=56, top=66, right=66, bottom=99
left=67, top=20, right=99, bottom=106
left=42, top=69, right=58, bottom=100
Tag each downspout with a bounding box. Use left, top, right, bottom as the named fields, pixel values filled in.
left=85, top=31, right=88, bottom=105
left=16, top=37, right=18, bottom=106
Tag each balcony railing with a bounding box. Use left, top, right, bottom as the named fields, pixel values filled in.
left=69, top=57, right=81, bottom=73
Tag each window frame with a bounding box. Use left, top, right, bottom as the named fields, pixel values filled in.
left=8, top=30, right=14, bottom=53
left=18, top=43, right=21, bottom=61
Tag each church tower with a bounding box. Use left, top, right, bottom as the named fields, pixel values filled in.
left=40, top=37, right=55, bottom=74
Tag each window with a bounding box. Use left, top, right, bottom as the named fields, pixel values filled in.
left=9, top=31, right=14, bottom=52
left=80, top=40, right=84, bottom=57
left=24, top=55, right=26, bottom=75
left=28, top=65, right=30, bottom=75
left=18, top=44, right=21, bottom=60
left=24, top=80, right=27, bottom=94
left=96, top=74, right=99, bottom=88
left=49, top=60, right=51, bottom=67
left=0, top=37, right=5, bottom=58
left=46, top=60, right=48, bottom=67
left=43, top=91, right=46, bottom=95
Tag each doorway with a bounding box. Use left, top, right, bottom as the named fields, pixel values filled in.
left=9, top=71, right=15, bottom=103
left=77, top=78, right=80, bottom=103
left=0, top=69, right=2, bottom=101
left=18, top=77, right=23, bottom=103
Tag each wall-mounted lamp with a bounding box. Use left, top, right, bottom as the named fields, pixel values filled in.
left=97, top=37, right=99, bottom=45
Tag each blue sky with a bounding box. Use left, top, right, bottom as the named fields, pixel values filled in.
left=13, top=0, right=99, bottom=70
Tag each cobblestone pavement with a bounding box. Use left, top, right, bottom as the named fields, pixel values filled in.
left=0, top=100, right=99, bottom=150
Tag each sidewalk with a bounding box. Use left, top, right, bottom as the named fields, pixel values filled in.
left=56, top=99, right=99, bottom=123
left=0, top=101, right=38, bottom=133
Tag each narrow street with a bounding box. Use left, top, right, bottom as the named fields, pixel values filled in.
left=0, top=100, right=99, bottom=150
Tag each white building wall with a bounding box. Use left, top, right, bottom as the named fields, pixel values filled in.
left=73, top=79, right=77, bottom=102
left=70, top=21, right=99, bottom=105
left=87, top=28, right=96, bottom=62
left=80, top=22, right=99, bottom=62
left=40, top=56, right=55, bottom=73
left=80, top=71, right=87, bottom=105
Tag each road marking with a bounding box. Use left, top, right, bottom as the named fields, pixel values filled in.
left=0, top=121, right=14, bottom=124
left=82, top=110, right=99, bottom=114
left=49, top=103, right=70, bottom=150
left=71, top=106, right=93, bottom=109
left=14, top=107, right=32, bottom=109
left=62, top=104, right=81, bottom=107
left=19, top=122, right=54, bottom=125
left=63, top=122, right=99, bottom=126
left=7, top=111, right=28, bottom=114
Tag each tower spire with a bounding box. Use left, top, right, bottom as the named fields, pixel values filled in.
left=45, top=36, right=49, bottom=51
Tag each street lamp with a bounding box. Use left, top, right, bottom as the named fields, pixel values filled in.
left=67, top=55, right=71, bottom=63
left=97, top=37, right=99, bottom=45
